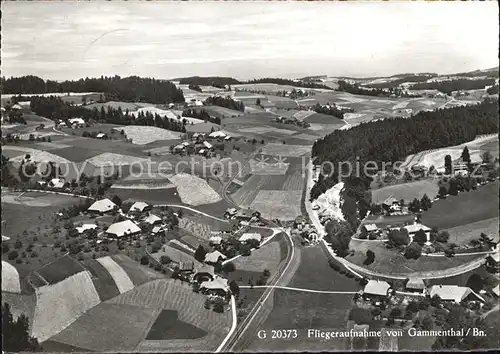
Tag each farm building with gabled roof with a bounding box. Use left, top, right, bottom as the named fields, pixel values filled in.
left=106, top=220, right=141, bottom=238
left=143, top=214, right=162, bottom=225
left=429, top=285, right=485, bottom=303
left=404, top=223, right=431, bottom=235
left=96, top=133, right=107, bottom=139
left=239, top=233, right=262, bottom=243
left=208, top=130, right=227, bottom=138
left=204, top=250, right=227, bottom=264
left=492, top=284, right=499, bottom=297
left=363, top=280, right=392, bottom=297
left=203, top=141, right=213, bottom=149
left=129, top=201, right=151, bottom=213
left=405, top=278, right=426, bottom=292
left=200, top=277, right=229, bottom=295
left=76, top=224, right=98, bottom=234
left=209, top=236, right=222, bottom=245
left=87, top=198, right=117, bottom=214
left=193, top=265, right=216, bottom=283
left=49, top=178, right=66, bottom=189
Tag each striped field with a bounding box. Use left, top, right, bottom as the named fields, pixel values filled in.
left=96, top=256, right=134, bottom=294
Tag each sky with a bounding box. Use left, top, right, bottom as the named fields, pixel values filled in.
left=1, top=1, right=498, bottom=81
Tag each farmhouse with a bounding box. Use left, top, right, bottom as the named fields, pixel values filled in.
left=382, top=197, right=402, bottom=213
left=492, top=284, right=499, bottom=297
left=204, top=250, right=227, bottom=264
left=68, top=117, right=85, bottom=128
left=209, top=236, right=222, bottom=245
left=87, top=198, right=117, bottom=214
left=404, top=223, right=431, bottom=237
left=11, top=104, right=22, bottom=110
left=173, top=144, right=185, bottom=152
left=193, top=265, right=215, bottom=282
left=360, top=224, right=379, bottom=238
left=105, top=220, right=141, bottom=238
left=152, top=225, right=166, bottom=235
left=208, top=131, right=227, bottom=139
left=235, top=209, right=260, bottom=222
left=48, top=178, right=66, bottom=189
left=405, top=278, right=426, bottom=293
left=428, top=285, right=485, bottom=304
left=129, top=201, right=151, bottom=214
left=485, top=252, right=500, bottom=272
left=96, top=133, right=107, bottom=139
left=200, top=277, right=230, bottom=296
left=76, top=224, right=98, bottom=234
left=203, top=141, right=213, bottom=150
left=239, top=233, right=262, bottom=244
left=143, top=214, right=162, bottom=225
left=363, top=280, right=392, bottom=299
left=2, top=235, right=11, bottom=242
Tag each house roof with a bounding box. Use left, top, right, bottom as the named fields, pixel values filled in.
left=76, top=224, right=98, bottom=234
left=144, top=214, right=162, bottom=225
left=208, top=131, right=226, bottom=138
left=88, top=198, right=117, bottom=213
left=49, top=178, right=65, bottom=189
left=363, top=223, right=378, bottom=232
left=129, top=201, right=150, bottom=213
left=69, top=117, right=85, bottom=125
left=106, top=220, right=141, bottom=238
left=224, top=136, right=231, bottom=140
left=182, top=141, right=191, bottom=146
left=203, top=141, right=213, bottom=149
left=382, top=196, right=399, bottom=206
left=406, top=278, right=426, bottom=290
left=174, top=144, right=185, bottom=150
left=404, top=223, right=431, bottom=234
left=488, top=252, right=500, bottom=263
left=204, top=250, right=227, bottom=263
left=209, top=236, right=222, bottom=244
left=492, top=284, right=499, bottom=297
left=96, top=133, right=106, bottom=138
left=200, top=277, right=229, bottom=291
left=11, top=104, right=22, bottom=110
left=364, top=280, right=391, bottom=296
left=2, top=235, right=11, bottom=242
left=152, top=225, right=164, bottom=234
left=198, top=149, right=206, bottom=154
left=195, top=265, right=215, bottom=276
left=429, top=285, right=485, bottom=303
left=239, top=233, right=262, bottom=243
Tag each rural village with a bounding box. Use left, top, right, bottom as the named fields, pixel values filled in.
left=1, top=2, right=499, bottom=353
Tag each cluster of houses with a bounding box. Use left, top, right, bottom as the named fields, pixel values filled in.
left=223, top=208, right=261, bottom=224
left=293, top=215, right=319, bottom=242
left=172, top=130, right=232, bottom=156
left=361, top=279, right=497, bottom=306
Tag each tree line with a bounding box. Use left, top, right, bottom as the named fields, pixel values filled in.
left=245, top=77, right=332, bottom=90
left=363, top=74, right=437, bottom=89
left=410, top=78, right=496, bottom=95
left=313, top=103, right=349, bottom=119
left=204, top=96, right=245, bottom=112
left=177, top=76, right=240, bottom=88
left=25, top=96, right=186, bottom=132
left=182, top=108, right=221, bottom=125
left=311, top=100, right=498, bottom=201
left=1, top=75, right=185, bottom=104
left=486, top=85, right=499, bottom=95
left=337, top=80, right=390, bottom=97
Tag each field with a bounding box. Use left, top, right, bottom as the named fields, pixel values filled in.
left=201, top=105, right=245, bottom=118
left=232, top=241, right=281, bottom=274
left=111, top=173, right=175, bottom=189
left=107, top=187, right=182, bottom=205
left=146, top=310, right=208, bottom=340
left=86, top=152, right=148, bottom=167
left=249, top=159, right=289, bottom=175
left=50, top=303, right=158, bottom=351
left=152, top=245, right=203, bottom=268
left=32, top=271, right=101, bottom=342
left=85, top=101, right=145, bottom=112
left=96, top=256, right=134, bottom=294
left=445, top=217, right=499, bottom=245
left=111, top=254, right=162, bottom=286
left=260, top=143, right=311, bottom=157
left=249, top=190, right=303, bottom=220
left=2, top=260, right=21, bottom=293
left=168, top=173, right=222, bottom=206
left=421, top=181, right=499, bottom=229
left=36, top=255, right=86, bottom=285
left=113, top=126, right=183, bottom=145
left=371, top=179, right=439, bottom=204
left=84, top=258, right=121, bottom=301
left=3, top=146, right=71, bottom=164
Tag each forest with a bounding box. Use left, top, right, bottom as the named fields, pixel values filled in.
left=182, top=108, right=222, bottom=125
left=245, top=77, right=331, bottom=90
left=310, top=100, right=499, bottom=200
left=486, top=85, right=499, bottom=95
left=363, top=74, right=437, bottom=89
left=204, top=96, right=245, bottom=111
left=410, top=78, right=496, bottom=95
left=313, top=103, right=347, bottom=119
left=25, top=96, right=186, bottom=132
left=337, top=80, right=390, bottom=97
left=1, top=75, right=185, bottom=104
left=177, top=76, right=240, bottom=88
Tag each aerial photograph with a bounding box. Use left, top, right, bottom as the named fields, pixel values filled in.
left=1, top=1, right=499, bottom=352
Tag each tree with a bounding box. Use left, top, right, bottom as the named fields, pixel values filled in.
left=256, top=98, right=261, bottom=106
left=14, top=240, right=23, bottom=249
left=192, top=282, right=200, bottom=293
left=406, top=301, right=419, bottom=314
left=140, top=255, right=149, bottom=265
left=204, top=298, right=211, bottom=309
left=461, top=146, right=471, bottom=164
left=111, top=195, right=122, bottom=207
left=409, top=198, right=421, bottom=213
left=8, top=250, right=19, bottom=260
left=448, top=178, right=458, bottom=196
left=363, top=250, right=375, bottom=265
left=430, top=294, right=441, bottom=307
left=325, top=219, right=353, bottom=257
left=444, top=154, right=452, bottom=175
left=212, top=298, right=225, bottom=313
left=194, top=245, right=207, bottom=262
left=466, top=274, right=485, bottom=293
left=387, top=228, right=410, bottom=246
left=263, top=269, right=271, bottom=278
left=229, top=280, right=240, bottom=297
left=222, top=262, right=236, bottom=273
left=2, top=302, right=40, bottom=352
left=482, top=151, right=493, bottom=164
left=160, top=255, right=171, bottom=265
left=438, top=185, right=448, bottom=199
left=404, top=242, right=422, bottom=259
left=420, top=194, right=432, bottom=211
left=435, top=231, right=450, bottom=243
left=413, top=229, right=427, bottom=246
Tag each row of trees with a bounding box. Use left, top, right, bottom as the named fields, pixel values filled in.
left=337, top=80, right=390, bottom=97
left=410, top=78, right=496, bottom=95
left=1, top=75, right=185, bottom=103
left=311, top=100, right=499, bottom=199
left=245, top=77, right=331, bottom=90
left=182, top=108, right=222, bottom=125
left=313, top=103, right=347, bottom=119
left=178, top=76, right=240, bottom=88
left=204, top=96, right=245, bottom=112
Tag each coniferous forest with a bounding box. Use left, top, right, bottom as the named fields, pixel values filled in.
left=310, top=100, right=499, bottom=200
left=1, top=75, right=185, bottom=103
